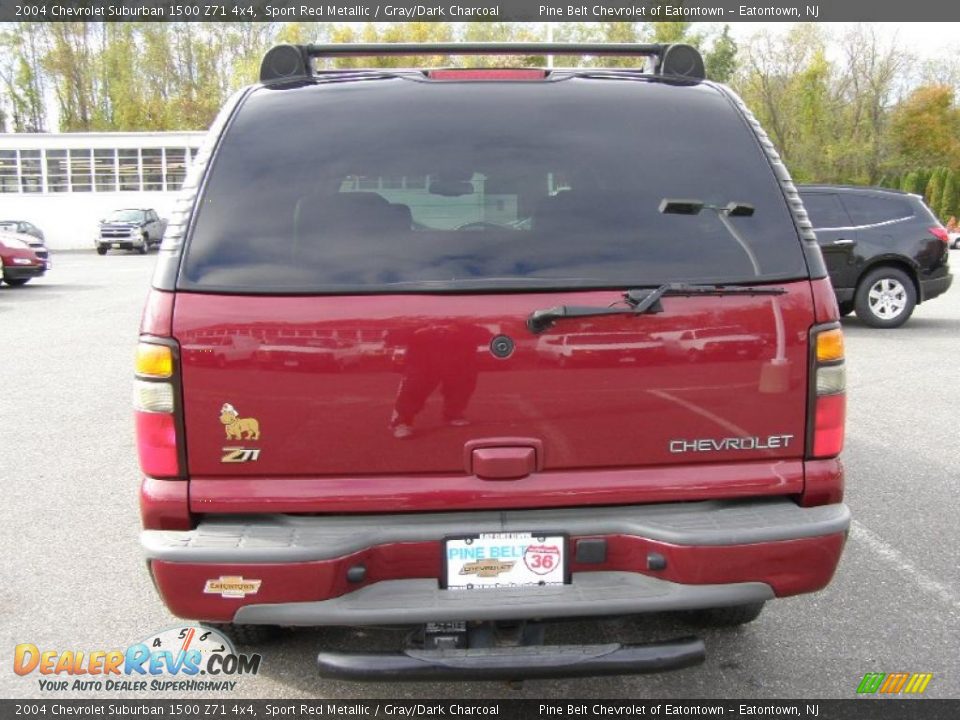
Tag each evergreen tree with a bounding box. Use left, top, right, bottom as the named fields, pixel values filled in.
left=941, top=170, right=959, bottom=221
left=705, top=25, right=738, bottom=84
left=902, top=171, right=920, bottom=193
left=925, top=167, right=947, bottom=215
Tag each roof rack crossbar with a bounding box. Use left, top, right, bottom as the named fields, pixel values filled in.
left=303, top=42, right=665, bottom=58
left=260, top=43, right=706, bottom=84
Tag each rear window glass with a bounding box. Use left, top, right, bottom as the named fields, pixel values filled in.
left=840, top=194, right=913, bottom=226
left=181, top=79, right=807, bottom=293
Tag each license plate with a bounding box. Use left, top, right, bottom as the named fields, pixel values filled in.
left=112, top=243, right=121, bottom=248
left=443, top=532, right=567, bottom=589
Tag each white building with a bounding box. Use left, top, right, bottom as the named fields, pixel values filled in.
left=0, top=131, right=206, bottom=250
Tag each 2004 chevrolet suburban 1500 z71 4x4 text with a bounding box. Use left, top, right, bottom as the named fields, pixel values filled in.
left=136, top=43, right=851, bottom=680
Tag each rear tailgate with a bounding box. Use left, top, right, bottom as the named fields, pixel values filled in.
left=175, top=284, right=813, bottom=509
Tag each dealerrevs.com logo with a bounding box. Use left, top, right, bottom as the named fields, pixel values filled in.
left=14, top=626, right=261, bottom=692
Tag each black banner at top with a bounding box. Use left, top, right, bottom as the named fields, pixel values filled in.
left=0, top=700, right=959, bottom=720
left=4, top=0, right=960, bottom=23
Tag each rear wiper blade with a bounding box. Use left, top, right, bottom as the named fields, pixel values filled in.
left=624, top=282, right=786, bottom=307
left=526, top=283, right=785, bottom=334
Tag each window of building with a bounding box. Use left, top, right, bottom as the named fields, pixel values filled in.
left=0, top=140, right=202, bottom=194
left=164, top=148, right=186, bottom=191
left=69, top=149, right=92, bottom=192
left=46, top=150, right=69, bottom=192
left=20, top=150, right=42, bottom=193
left=94, top=149, right=117, bottom=192
left=119, top=149, right=140, bottom=191
left=142, top=148, right=163, bottom=191
left=0, top=150, right=17, bottom=193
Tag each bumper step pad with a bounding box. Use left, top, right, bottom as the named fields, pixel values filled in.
left=234, top=572, right=773, bottom=626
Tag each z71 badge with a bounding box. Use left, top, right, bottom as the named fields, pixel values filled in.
left=221, top=447, right=261, bottom=463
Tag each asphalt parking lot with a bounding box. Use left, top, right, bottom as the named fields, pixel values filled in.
left=1, top=250, right=958, bottom=700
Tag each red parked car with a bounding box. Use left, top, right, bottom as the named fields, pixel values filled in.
left=136, top=43, right=850, bottom=680
left=0, top=231, right=46, bottom=286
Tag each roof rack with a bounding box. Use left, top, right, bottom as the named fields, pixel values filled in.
left=259, top=43, right=705, bottom=84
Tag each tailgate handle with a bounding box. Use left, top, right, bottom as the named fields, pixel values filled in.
left=471, top=447, right=537, bottom=480
left=464, top=437, right=543, bottom=480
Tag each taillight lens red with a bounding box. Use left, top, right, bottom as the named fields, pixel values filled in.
left=813, top=393, right=846, bottom=458
left=930, top=226, right=949, bottom=244
left=135, top=411, right=179, bottom=477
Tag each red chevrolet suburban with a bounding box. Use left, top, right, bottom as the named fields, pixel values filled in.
left=136, top=43, right=850, bottom=680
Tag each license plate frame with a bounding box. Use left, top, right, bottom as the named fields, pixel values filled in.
left=441, top=531, right=569, bottom=590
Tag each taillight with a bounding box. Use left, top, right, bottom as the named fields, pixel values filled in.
left=808, top=326, right=846, bottom=458
left=134, top=340, right=182, bottom=478
left=929, top=226, right=950, bottom=244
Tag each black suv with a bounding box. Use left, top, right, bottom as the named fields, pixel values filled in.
left=799, top=185, right=952, bottom=328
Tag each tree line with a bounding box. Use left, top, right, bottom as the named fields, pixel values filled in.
left=2, top=21, right=959, bottom=221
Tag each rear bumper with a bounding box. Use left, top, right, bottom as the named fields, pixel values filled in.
left=2, top=265, right=45, bottom=280
left=98, top=239, right=143, bottom=249
left=142, top=498, right=850, bottom=625
left=920, top=273, right=953, bottom=302
left=236, top=574, right=773, bottom=626
left=833, top=288, right=854, bottom=304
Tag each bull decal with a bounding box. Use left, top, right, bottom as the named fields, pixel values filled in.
left=220, top=403, right=261, bottom=440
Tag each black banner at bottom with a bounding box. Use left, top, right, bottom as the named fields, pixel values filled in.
left=2, top=700, right=958, bottom=720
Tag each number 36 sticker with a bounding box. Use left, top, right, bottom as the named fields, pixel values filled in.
left=523, top=544, right=562, bottom=575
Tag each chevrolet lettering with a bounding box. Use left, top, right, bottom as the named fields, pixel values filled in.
left=669, top=435, right=796, bottom=453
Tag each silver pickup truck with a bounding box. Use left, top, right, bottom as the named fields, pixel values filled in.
left=96, top=208, right=166, bottom=255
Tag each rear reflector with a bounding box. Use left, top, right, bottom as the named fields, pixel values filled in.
left=429, top=69, right=547, bottom=81
left=135, top=343, right=173, bottom=378
left=813, top=394, right=846, bottom=458
left=135, top=411, right=179, bottom=477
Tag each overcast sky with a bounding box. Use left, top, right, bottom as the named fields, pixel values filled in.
left=726, top=21, right=960, bottom=59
